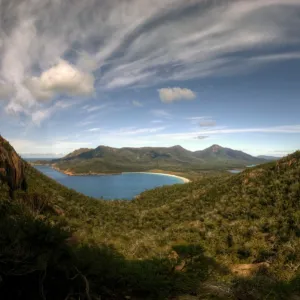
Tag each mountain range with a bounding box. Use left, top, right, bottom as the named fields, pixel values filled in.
left=38, top=144, right=268, bottom=174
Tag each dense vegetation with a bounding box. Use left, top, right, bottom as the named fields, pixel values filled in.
left=35, top=144, right=267, bottom=175
left=1, top=137, right=300, bottom=299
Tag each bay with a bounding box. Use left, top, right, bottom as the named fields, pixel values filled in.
left=34, top=165, right=184, bottom=200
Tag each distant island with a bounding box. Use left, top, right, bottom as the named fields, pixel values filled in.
left=32, top=144, right=270, bottom=180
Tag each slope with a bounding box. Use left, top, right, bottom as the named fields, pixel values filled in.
left=1, top=135, right=300, bottom=299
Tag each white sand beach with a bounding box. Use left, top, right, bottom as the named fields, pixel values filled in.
left=122, top=172, right=191, bottom=183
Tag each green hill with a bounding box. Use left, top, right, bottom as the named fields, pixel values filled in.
left=64, top=147, right=93, bottom=159
left=42, top=144, right=266, bottom=175
left=1, top=135, right=300, bottom=299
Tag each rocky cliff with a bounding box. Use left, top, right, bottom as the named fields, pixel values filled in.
left=0, top=135, right=27, bottom=194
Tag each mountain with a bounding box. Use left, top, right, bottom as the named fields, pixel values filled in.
left=194, top=144, right=262, bottom=162
left=44, top=144, right=266, bottom=174
left=257, top=155, right=281, bottom=161
left=63, top=147, right=93, bottom=159
left=0, top=135, right=300, bottom=299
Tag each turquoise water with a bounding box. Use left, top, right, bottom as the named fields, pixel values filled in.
left=34, top=165, right=184, bottom=200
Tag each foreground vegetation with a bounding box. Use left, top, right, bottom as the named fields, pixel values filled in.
left=1, top=137, right=300, bottom=299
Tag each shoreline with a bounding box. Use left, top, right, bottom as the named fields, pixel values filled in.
left=122, top=172, right=191, bottom=183
left=53, top=166, right=121, bottom=176
left=35, top=164, right=191, bottom=183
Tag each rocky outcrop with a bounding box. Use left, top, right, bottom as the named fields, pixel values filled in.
left=0, top=135, right=27, bottom=194
left=230, top=262, right=270, bottom=277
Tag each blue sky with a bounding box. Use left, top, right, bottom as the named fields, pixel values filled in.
left=0, top=0, right=300, bottom=157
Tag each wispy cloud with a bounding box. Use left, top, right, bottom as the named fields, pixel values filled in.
left=77, top=120, right=95, bottom=127
left=199, top=120, right=216, bottom=127
left=151, top=109, right=172, bottom=119
left=1, top=0, right=299, bottom=122
left=186, top=116, right=212, bottom=125
left=31, top=100, right=74, bottom=125
left=98, top=0, right=300, bottom=88
left=87, top=127, right=101, bottom=132
left=200, top=125, right=300, bottom=134
left=83, top=104, right=108, bottom=112
left=194, top=135, right=209, bottom=140
left=186, top=116, right=211, bottom=121
left=0, top=82, right=14, bottom=100
left=156, top=125, right=300, bottom=140
left=112, top=126, right=166, bottom=136
left=132, top=100, right=143, bottom=107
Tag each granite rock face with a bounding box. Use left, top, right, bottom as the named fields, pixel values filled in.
left=0, top=135, right=27, bottom=193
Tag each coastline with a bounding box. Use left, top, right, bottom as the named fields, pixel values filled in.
left=52, top=166, right=121, bottom=176
left=32, top=163, right=120, bottom=176
left=122, top=171, right=191, bottom=183
left=35, top=164, right=191, bottom=183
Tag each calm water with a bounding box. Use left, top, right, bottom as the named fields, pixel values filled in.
left=228, top=165, right=257, bottom=174
left=228, top=169, right=243, bottom=174
left=34, top=165, right=184, bottom=200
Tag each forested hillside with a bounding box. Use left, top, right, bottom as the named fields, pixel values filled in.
left=1, top=135, right=300, bottom=299
left=36, top=144, right=267, bottom=174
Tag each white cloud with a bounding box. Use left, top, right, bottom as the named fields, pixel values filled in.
left=158, top=87, right=196, bottom=103
left=0, top=82, right=14, bottom=100
left=23, top=77, right=54, bottom=101
left=26, top=60, right=95, bottom=100
left=132, top=100, right=143, bottom=107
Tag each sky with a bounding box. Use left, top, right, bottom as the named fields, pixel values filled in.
left=0, top=0, right=300, bottom=157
